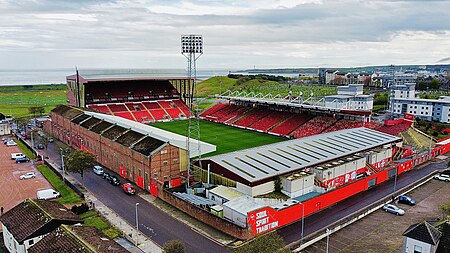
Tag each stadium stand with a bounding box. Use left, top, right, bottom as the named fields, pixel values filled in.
left=114, top=111, right=136, bottom=121
left=149, top=109, right=169, bottom=121
left=377, top=122, right=411, bottom=135
left=221, top=106, right=250, bottom=123
left=108, top=104, right=128, bottom=113
left=292, top=116, right=338, bottom=138
left=87, top=104, right=111, bottom=114
left=250, top=111, right=292, bottom=132
left=200, top=103, right=228, bottom=118
left=234, top=108, right=271, bottom=127
left=132, top=111, right=154, bottom=123
left=270, top=113, right=313, bottom=136
left=142, top=101, right=162, bottom=110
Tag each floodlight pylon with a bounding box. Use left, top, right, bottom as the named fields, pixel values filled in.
left=181, top=35, right=203, bottom=188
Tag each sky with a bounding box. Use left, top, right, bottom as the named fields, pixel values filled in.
left=0, top=0, right=450, bottom=70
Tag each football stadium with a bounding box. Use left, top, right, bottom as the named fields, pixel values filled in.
left=45, top=71, right=450, bottom=240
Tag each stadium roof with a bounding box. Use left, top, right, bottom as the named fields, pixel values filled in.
left=200, top=127, right=400, bottom=184
left=85, top=111, right=216, bottom=157
left=66, top=71, right=190, bottom=82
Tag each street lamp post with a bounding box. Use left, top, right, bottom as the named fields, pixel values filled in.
left=326, top=228, right=330, bottom=253
left=135, top=203, right=139, bottom=246
left=60, top=148, right=65, bottom=183
left=299, top=202, right=305, bottom=244
left=393, top=169, right=398, bottom=192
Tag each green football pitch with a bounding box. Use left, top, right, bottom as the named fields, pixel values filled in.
left=150, top=120, right=286, bottom=157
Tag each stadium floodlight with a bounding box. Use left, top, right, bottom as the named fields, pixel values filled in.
left=181, top=34, right=203, bottom=188
left=181, top=35, right=203, bottom=54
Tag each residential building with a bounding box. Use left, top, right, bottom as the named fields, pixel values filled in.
left=0, top=199, right=82, bottom=253
left=402, top=221, right=442, bottom=253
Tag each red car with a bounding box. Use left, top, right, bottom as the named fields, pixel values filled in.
left=122, top=183, right=135, bottom=195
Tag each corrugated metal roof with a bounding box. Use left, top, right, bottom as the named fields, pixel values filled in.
left=203, top=127, right=400, bottom=183
left=84, top=111, right=216, bottom=157
left=208, top=186, right=244, bottom=201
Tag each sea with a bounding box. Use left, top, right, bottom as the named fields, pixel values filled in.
left=0, top=68, right=301, bottom=86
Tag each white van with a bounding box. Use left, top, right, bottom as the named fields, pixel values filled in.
left=37, top=189, right=61, bottom=200
left=11, top=153, right=25, bottom=160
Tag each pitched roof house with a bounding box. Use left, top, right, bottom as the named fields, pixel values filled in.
left=0, top=199, right=82, bottom=253
left=402, top=221, right=442, bottom=253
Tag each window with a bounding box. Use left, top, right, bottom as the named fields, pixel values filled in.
left=29, top=239, right=34, bottom=246
left=161, top=150, right=168, bottom=154
left=413, top=245, right=422, bottom=253
left=163, top=161, right=168, bottom=166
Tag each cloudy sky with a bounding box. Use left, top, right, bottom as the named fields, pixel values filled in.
left=0, top=0, right=449, bottom=70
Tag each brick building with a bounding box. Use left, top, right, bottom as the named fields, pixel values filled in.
left=45, top=105, right=215, bottom=195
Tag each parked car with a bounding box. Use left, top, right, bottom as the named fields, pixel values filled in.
left=36, top=189, right=60, bottom=200
left=20, top=172, right=36, bottom=180
left=3, top=138, right=10, bottom=144
left=433, top=174, right=450, bottom=182
left=93, top=165, right=104, bottom=175
left=440, top=169, right=450, bottom=176
left=16, top=157, right=31, bottom=163
left=37, top=143, right=45, bottom=149
left=6, top=140, right=17, bottom=146
left=47, top=137, right=54, bottom=143
left=103, top=172, right=111, bottom=181
left=122, top=183, right=135, bottom=195
left=11, top=153, right=25, bottom=160
left=110, top=176, right=120, bottom=186
left=398, top=195, right=416, bottom=205
left=382, top=204, right=405, bottom=215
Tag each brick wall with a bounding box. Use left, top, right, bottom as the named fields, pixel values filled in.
left=159, top=187, right=252, bottom=240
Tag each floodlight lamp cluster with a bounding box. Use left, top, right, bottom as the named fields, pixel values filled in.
left=181, top=35, right=203, bottom=54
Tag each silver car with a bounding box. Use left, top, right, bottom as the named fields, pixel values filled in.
left=383, top=204, right=405, bottom=216
left=93, top=165, right=104, bottom=175
left=433, top=174, right=450, bottom=182
left=20, top=172, right=36, bottom=180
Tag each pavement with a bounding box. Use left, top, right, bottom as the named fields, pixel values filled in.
left=31, top=137, right=229, bottom=253
left=22, top=137, right=162, bottom=253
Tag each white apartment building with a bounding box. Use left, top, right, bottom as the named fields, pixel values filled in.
left=324, top=84, right=373, bottom=111
left=390, top=83, right=450, bottom=122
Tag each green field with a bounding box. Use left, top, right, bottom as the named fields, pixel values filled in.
left=150, top=120, right=286, bottom=156
left=0, top=84, right=67, bottom=118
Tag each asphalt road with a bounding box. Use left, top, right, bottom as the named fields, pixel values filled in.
left=41, top=141, right=228, bottom=253
left=278, top=160, right=446, bottom=247
left=39, top=138, right=446, bottom=252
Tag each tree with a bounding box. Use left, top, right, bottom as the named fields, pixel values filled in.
left=233, top=232, right=290, bottom=253
left=439, top=203, right=450, bottom=219
left=163, top=240, right=185, bottom=253
left=274, top=176, right=282, bottom=193
left=64, top=150, right=97, bottom=186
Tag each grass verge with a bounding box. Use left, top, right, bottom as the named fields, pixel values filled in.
left=37, top=165, right=82, bottom=204
left=16, top=139, right=36, bottom=159
left=82, top=211, right=121, bottom=239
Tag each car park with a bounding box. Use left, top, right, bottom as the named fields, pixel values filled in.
left=122, top=183, right=135, bottom=195
left=382, top=204, right=405, bottom=215
left=20, top=172, right=36, bottom=180
left=16, top=157, right=31, bottom=163
left=110, top=176, right=120, bottom=186
left=433, top=174, right=450, bottom=182
left=93, top=165, right=104, bottom=175
left=398, top=195, right=416, bottom=205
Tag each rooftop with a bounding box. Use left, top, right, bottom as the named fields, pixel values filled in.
left=403, top=221, right=442, bottom=246
left=85, top=111, right=216, bottom=157
left=208, top=186, right=244, bottom=201
left=28, top=225, right=128, bottom=253
left=201, top=128, right=400, bottom=183
left=66, top=70, right=190, bottom=82
left=0, top=199, right=82, bottom=243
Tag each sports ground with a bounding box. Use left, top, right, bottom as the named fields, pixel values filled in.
left=150, top=120, right=286, bottom=157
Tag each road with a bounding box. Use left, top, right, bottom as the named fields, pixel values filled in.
left=39, top=138, right=446, bottom=252
left=42, top=141, right=229, bottom=253
left=278, top=159, right=446, bottom=247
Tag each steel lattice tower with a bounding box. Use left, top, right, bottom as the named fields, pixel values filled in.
left=181, top=35, right=203, bottom=187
